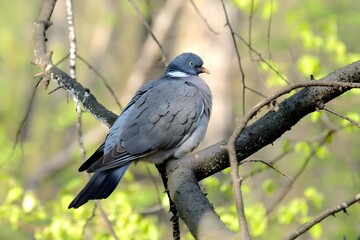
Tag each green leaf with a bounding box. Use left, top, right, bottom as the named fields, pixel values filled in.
left=282, top=140, right=291, bottom=152
left=304, top=187, right=324, bottom=209
left=233, top=0, right=258, bottom=13
left=4, top=186, right=23, bottom=204
left=310, top=111, right=322, bottom=123
left=261, top=179, right=276, bottom=195
left=294, top=141, right=311, bottom=156
left=309, top=223, right=323, bottom=239
left=246, top=203, right=268, bottom=236
left=297, top=54, right=320, bottom=76
left=22, top=191, right=37, bottom=213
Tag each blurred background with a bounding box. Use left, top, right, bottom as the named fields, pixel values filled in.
left=1, top=0, right=359, bottom=239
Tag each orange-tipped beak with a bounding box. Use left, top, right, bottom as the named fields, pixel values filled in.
left=199, top=66, right=210, bottom=74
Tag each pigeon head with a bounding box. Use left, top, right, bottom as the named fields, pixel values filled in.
left=165, top=53, right=210, bottom=78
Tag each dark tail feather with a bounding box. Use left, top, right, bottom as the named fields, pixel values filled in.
left=68, top=164, right=130, bottom=209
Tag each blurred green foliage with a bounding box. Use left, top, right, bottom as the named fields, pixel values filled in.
left=1, top=0, right=360, bottom=239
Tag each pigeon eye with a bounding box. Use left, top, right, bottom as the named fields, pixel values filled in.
left=189, top=61, right=195, bottom=66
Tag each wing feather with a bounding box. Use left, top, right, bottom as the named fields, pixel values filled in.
left=85, top=77, right=210, bottom=172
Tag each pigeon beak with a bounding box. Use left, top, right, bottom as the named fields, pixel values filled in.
left=199, top=66, right=210, bottom=74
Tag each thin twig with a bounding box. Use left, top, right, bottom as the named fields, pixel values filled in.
left=189, top=0, right=219, bottom=35
left=221, top=1, right=252, bottom=233
left=220, top=0, right=247, bottom=116
left=33, top=0, right=118, bottom=127
left=227, top=138, right=251, bottom=240
left=266, top=135, right=330, bottom=215
left=82, top=205, right=97, bottom=238
left=241, top=159, right=293, bottom=180
left=225, top=80, right=360, bottom=238
left=12, top=79, right=40, bottom=154
left=234, top=31, right=289, bottom=84
left=66, top=1, right=119, bottom=239
left=286, top=193, right=360, bottom=240
left=127, top=0, right=168, bottom=65
left=324, top=107, right=360, bottom=128
left=243, top=147, right=294, bottom=179
left=77, top=55, right=122, bottom=110
left=266, top=0, right=277, bottom=67
left=48, top=86, right=63, bottom=94
left=248, top=0, right=255, bottom=61
left=241, top=81, right=360, bottom=129
left=95, top=201, right=120, bottom=240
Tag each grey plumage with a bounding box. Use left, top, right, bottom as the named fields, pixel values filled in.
left=69, top=52, right=212, bottom=208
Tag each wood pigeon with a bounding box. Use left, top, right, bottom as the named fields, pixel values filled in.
left=68, top=52, right=212, bottom=208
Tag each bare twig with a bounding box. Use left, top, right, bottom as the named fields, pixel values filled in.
left=225, top=80, right=360, bottom=239
left=234, top=32, right=289, bottom=84
left=76, top=55, right=122, bottom=110
left=241, top=159, right=293, bottom=180
left=82, top=205, right=97, bottom=238
left=33, top=0, right=117, bottom=127
left=127, top=0, right=168, bottom=65
left=95, top=201, right=120, bottom=240
left=324, top=107, right=360, bottom=128
left=221, top=1, right=251, bottom=236
left=242, top=147, right=294, bottom=179
left=266, top=0, right=277, bottom=67
left=227, top=131, right=251, bottom=240
left=66, top=1, right=119, bottom=239
left=12, top=79, right=40, bottom=154
left=220, top=0, right=246, bottom=116
left=51, top=53, right=122, bottom=110
left=286, top=193, right=360, bottom=240
left=189, top=0, right=219, bottom=35
left=48, top=86, right=63, bottom=94
left=266, top=133, right=332, bottom=215
left=240, top=81, right=359, bottom=128
left=248, top=0, right=255, bottom=61
left=121, top=0, right=184, bottom=103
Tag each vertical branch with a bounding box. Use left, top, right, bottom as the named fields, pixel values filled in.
left=266, top=0, right=278, bottom=69
left=66, top=0, right=76, bottom=81
left=220, top=0, right=246, bottom=116
left=221, top=0, right=251, bottom=238
left=227, top=135, right=251, bottom=239
left=65, top=1, right=119, bottom=239
left=248, top=0, right=255, bottom=60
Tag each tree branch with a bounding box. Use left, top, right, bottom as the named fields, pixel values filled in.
left=164, top=61, right=360, bottom=239
left=33, top=0, right=360, bottom=239
left=286, top=193, right=360, bottom=240
left=33, top=0, right=117, bottom=127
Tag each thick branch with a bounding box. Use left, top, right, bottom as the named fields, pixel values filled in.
left=166, top=159, right=238, bottom=240
left=165, top=60, right=360, bottom=239
left=33, top=0, right=117, bottom=127
left=32, top=0, right=360, bottom=239
left=182, top=61, right=360, bottom=181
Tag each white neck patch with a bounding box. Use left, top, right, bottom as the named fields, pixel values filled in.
left=168, top=71, right=189, bottom=78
